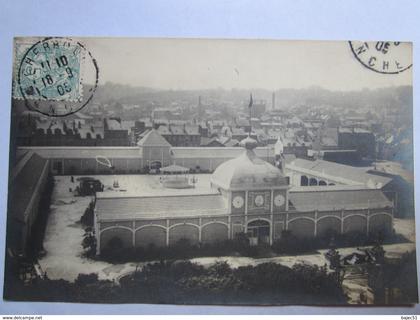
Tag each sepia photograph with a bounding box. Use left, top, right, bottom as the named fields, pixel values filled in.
left=3, top=37, right=417, bottom=306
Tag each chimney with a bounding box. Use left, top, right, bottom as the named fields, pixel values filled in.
left=272, top=92, right=276, bottom=110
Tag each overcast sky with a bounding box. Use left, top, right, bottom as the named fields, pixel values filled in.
left=80, top=38, right=412, bottom=91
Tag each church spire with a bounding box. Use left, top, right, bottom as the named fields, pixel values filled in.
left=240, top=93, right=258, bottom=150
left=248, top=93, right=253, bottom=134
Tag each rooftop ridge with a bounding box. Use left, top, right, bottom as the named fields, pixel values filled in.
left=97, top=191, right=220, bottom=199
left=137, top=129, right=171, bottom=147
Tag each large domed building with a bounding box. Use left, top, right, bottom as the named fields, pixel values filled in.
left=211, top=136, right=288, bottom=191
left=207, top=136, right=290, bottom=245
left=93, top=134, right=394, bottom=254
left=208, top=136, right=290, bottom=245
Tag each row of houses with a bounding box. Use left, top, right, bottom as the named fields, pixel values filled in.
left=13, top=101, right=381, bottom=168
left=14, top=116, right=130, bottom=146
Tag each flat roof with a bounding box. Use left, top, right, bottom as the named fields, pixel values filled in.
left=93, top=173, right=378, bottom=200
left=96, top=193, right=227, bottom=220
left=286, top=158, right=392, bottom=187
left=17, top=146, right=141, bottom=159
left=289, top=189, right=393, bottom=212
left=95, top=174, right=216, bottom=198
left=171, top=147, right=274, bottom=159
left=93, top=173, right=394, bottom=221
left=17, top=146, right=274, bottom=160
left=289, top=185, right=381, bottom=192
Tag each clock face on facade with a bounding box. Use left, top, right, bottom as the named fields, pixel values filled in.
left=254, top=195, right=265, bottom=207
left=232, top=195, right=244, bottom=209
left=274, top=194, right=285, bottom=207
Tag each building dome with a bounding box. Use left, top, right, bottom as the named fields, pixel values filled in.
left=211, top=136, right=288, bottom=191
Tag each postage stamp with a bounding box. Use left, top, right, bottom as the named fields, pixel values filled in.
left=15, top=37, right=83, bottom=102
left=13, top=37, right=99, bottom=117
left=349, top=41, right=412, bottom=74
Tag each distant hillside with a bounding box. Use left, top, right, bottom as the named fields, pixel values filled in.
left=11, top=84, right=413, bottom=115
left=90, top=83, right=413, bottom=111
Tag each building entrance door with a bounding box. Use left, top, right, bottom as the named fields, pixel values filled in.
left=52, top=160, right=63, bottom=175
left=149, top=160, right=162, bottom=173
left=247, top=220, right=270, bottom=246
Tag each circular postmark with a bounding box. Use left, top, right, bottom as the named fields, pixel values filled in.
left=16, top=37, right=99, bottom=117
left=349, top=41, right=412, bottom=74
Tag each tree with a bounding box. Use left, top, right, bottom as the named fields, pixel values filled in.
left=75, top=273, right=99, bottom=286
left=82, top=232, right=96, bottom=258
left=207, top=261, right=231, bottom=278
left=371, top=243, right=385, bottom=264
left=80, top=200, right=95, bottom=227
left=325, top=248, right=346, bottom=285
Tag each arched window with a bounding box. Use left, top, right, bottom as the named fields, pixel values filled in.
left=107, top=236, right=123, bottom=250
left=247, top=220, right=270, bottom=245
left=301, top=175, right=309, bottom=186
left=319, top=180, right=327, bottom=186
left=309, top=178, right=318, bottom=186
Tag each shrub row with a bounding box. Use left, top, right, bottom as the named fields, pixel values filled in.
left=98, top=229, right=398, bottom=264
left=5, top=260, right=347, bottom=304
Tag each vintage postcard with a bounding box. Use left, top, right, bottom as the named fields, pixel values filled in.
left=3, top=37, right=417, bottom=305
